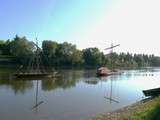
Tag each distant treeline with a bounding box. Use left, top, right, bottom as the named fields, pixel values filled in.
left=0, top=35, right=160, bottom=68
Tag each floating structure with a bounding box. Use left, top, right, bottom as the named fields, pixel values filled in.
left=14, top=39, right=59, bottom=78
left=143, top=87, right=160, bottom=97
left=14, top=73, right=55, bottom=78
left=97, top=42, right=120, bottom=77
left=96, top=67, right=122, bottom=77
left=97, top=67, right=111, bottom=76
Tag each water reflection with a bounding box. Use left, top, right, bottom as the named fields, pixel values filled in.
left=84, top=80, right=98, bottom=85
left=0, top=68, right=160, bottom=120
left=0, top=70, right=79, bottom=94
left=104, top=79, right=119, bottom=104
left=1, top=68, right=160, bottom=94
left=0, top=73, right=33, bottom=94
left=32, top=80, right=44, bottom=113
left=41, top=78, right=76, bottom=91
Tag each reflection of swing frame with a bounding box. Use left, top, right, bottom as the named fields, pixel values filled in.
left=104, top=79, right=119, bottom=103
left=31, top=80, right=44, bottom=111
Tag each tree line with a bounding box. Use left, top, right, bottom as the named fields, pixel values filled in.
left=0, top=35, right=160, bottom=68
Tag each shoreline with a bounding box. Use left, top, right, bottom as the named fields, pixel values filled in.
left=91, top=97, right=160, bottom=120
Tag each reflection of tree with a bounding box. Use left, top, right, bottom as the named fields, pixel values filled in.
left=41, top=79, right=56, bottom=91
left=0, top=68, right=34, bottom=94
left=0, top=79, right=33, bottom=94
left=84, top=80, right=98, bottom=85
left=83, top=70, right=97, bottom=78
left=41, top=70, right=83, bottom=91
left=41, top=78, right=76, bottom=91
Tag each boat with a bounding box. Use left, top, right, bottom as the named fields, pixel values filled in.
left=143, top=87, right=160, bottom=97
left=96, top=67, right=123, bottom=77
left=96, top=67, right=112, bottom=76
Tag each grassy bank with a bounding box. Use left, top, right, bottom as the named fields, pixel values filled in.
left=92, top=97, right=160, bottom=120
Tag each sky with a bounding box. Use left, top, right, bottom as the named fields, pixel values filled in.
left=0, top=0, right=160, bottom=55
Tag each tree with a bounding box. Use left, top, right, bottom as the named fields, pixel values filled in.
left=1, top=35, right=160, bottom=68
left=9, top=35, right=35, bottom=64
left=0, top=39, right=11, bottom=55
left=56, top=42, right=77, bottom=66
left=70, top=49, right=84, bottom=66
left=42, top=40, right=58, bottom=65
left=82, top=47, right=105, bottom=67
left=42, top=40, right=58, bottom=57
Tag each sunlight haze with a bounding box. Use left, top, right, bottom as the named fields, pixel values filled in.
left=0, top=0, right=160, bottom=55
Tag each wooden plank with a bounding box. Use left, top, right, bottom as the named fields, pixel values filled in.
left=143, top=87, right=160, bottom=96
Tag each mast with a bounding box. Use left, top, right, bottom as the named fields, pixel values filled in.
left=104, top=42, right=120, bottom=103
left=105, top=42, right=120, bottom=70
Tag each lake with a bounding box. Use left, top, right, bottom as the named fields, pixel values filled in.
left=0, top=67, right=160, bottom=120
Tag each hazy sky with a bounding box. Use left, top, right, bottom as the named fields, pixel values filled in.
left=0, top=0, right=160, bottom=55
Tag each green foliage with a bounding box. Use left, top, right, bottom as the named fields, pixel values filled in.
left=70, top=49, right=84, bottom=66
left=42, top=40, right=58, bottom=57
left=42, top=41, right=83, bottom=67
left=0, top=39, right=11, bottom=55
left=56, top=42, right=77, bottom=66
left=147, top=102, right=160, bottom=120
left=105, top=52, right=160, bottom=69
left=83, top=48, right=105, bottom=67
left=1, top=35, right=160, bottom=68
left=42, top=40, right=58, bottom=66
left=10, top=35, right=35, bottom=64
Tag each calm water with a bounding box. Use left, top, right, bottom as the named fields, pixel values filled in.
left=0, top=67, right=160, bottom=120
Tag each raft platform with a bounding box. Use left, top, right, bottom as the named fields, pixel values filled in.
left=14, top=72, right=60, bottom=78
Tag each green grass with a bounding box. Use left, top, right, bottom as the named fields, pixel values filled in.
left=133, top=97, right=160, bottom=120
left=147, top=101, right=160, bottom=120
